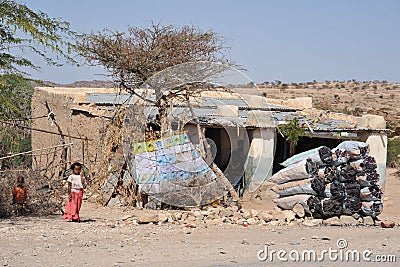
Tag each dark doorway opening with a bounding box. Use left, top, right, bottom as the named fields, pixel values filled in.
left=205, top=127, right=250, bottom=196
left=272, top=133, right=290, bottom=174
left=205, top=128, right=229, bottom=171
left=273, top=133, right=344, bottom=174
left=296, top=136, right=343, bottom=153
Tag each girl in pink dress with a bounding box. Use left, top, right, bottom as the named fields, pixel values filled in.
left=63, top=162, right=85, bottom=222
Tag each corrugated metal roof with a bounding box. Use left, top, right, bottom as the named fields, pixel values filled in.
left=271, top=112, right=390, bottom=133
left=86, top=93, right=298, bottom=111
left=202, top=97, right=248, bottom=107
left=84, top=93, right=387, bottom=133
left=86, top=93, right=135, bottom=104
left=200, top=97, right=298, bottom=111
left=148, top=106, right=383, bottom=132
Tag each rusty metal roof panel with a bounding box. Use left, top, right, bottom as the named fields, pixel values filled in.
left=86, top=93, right=134, bottom=104
left=201, top=97, right=248, bottom=107
left=271, top=112, right=390, bottom=133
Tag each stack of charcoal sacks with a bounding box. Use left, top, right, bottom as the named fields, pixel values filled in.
left=270, top=141, right=383, bottom=219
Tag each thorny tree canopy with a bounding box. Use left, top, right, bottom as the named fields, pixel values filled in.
left=0, top=74, right=33, bottom=168
left=0, top=0, right=77, bottom=74
left=0, top=0, right=77, bottom=168
left=0, top=0, right=77, bottom=120
left=78, top=23, right=233, bottom=96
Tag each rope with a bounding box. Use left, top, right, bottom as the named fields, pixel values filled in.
left=0, top=120, right=93, bottom=140
left=0, top=143, right=73, bottom=161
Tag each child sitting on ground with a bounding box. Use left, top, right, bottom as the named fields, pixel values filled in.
left=12, top=176, right=28, bottom=215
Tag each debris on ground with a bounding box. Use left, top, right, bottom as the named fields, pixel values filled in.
left=380, top=220, right=396, bottom=228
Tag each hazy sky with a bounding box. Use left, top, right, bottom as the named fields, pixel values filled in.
left=22, top=0, right=400, bottom=84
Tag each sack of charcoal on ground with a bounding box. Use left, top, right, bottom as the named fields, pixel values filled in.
left=270, top=141, right=383, bottom=222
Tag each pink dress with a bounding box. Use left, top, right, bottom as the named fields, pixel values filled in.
left=63, top=174, right=84, bottom=222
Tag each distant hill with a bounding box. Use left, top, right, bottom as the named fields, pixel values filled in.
left=60, top=80, right=115, bottom=88
left=258, top=80, right=399, bottom=130
left=35, top=80, right=115, bottom=88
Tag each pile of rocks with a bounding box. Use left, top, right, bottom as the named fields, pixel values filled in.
left=122, top=205, right=387, bottom=227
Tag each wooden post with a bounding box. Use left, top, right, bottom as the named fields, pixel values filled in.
left=82, top=139, right=85, bottom=165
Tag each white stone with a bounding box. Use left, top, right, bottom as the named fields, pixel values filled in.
left=268, top=221, right=280, bottom=226
left=181, top=212, right=188, bottom=220
left=220, top=208, right=234, bottom=218
left=360, top=114, right=386, bottom=129
left=137, top=214, right=158, bottom=224
left=323, top=217, right=341, bottom=226
left=230, top=206, right=239, bottom=212
left=247, top=218, right=257, bottom=225
left=282, top=210, right=296, bottom=222
left=157, top=214, right=168, bottom=223
left=175, top=212, right=182, bottom=220
left=192, top=210, right=202, bottom=217
left=340, top=216, right=359, bottom=225
left=292, top=203, right=305, bottom=218
left=310, top=219, right=323, bottom=225
left=261, top=213, right=274, bottom=222
left=121, top=215, right=134, bottom=221
left=236, top=219, right=245, bottom=225
left=187, top=215, right=196, bottom=221
left=250, top=209, right=259, bottom=217
left=241, top=209, right=252, bottom=219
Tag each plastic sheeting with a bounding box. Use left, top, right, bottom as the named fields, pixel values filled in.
left=134, top=133, right=212, bottom=191
left=271, top=141, right=383, bottom=219
left=272, top=194, right=311, bottom=211
left=269, top=160, right=310, bottom=184
left=280, top=146, right=332, bottom=167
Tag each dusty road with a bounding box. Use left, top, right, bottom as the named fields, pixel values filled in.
left=1, top=169, right=399, bottom=267
left=0, top=215, right=399, bottom=267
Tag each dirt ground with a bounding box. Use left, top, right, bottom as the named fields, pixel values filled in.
left=1, top=169, right=399, bottom=267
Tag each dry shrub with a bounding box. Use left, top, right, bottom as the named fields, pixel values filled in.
left=90, top=107, right=132, bottom=204
left=0, top=169, right=64, bottom=218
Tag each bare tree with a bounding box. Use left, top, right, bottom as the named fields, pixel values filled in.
left=79, top=23, right=240, bottom=207
left=78, top=23, right=233, bottom=113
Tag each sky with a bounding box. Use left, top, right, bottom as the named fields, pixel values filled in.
left=21, top=0, right=400, bottom=84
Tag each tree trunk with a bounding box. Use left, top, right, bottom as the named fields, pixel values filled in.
left=289, top=142, right=296, bottom=157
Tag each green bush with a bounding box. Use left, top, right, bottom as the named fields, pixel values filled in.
left=279, top=118, right=305, bottom=156
left=387, top=138, right=400, bottom=167
left=0, top=74, right=34, bottom=169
